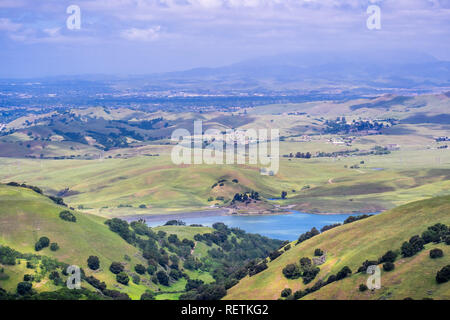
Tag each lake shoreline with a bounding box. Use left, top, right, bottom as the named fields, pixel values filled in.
left=120, top=206, right=382, bottom=224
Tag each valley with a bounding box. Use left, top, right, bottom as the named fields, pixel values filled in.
left=0, top=91, right=449, bottom=300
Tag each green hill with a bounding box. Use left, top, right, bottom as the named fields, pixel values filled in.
left=0, top=184, right=283, bottom=300
left=0, top=184, right=152, bottom=298
left=226, top=196, right=450, bottom=300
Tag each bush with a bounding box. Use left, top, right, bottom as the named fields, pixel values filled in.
left=314, top=248, right=324, bottom=256
left=141, top=291, right=156, bottom=300
left=186, top=279, right=204, bottom=291
left=302, top=267, right=320, bottom=284
left=269, top=250, right=282, bottom=261
left=336, top=266, right=352, bottom=280
left=383, top=262, right=395, bottom=272
left=147, top=264, right=157, bottom=275
left=282, top=264, right=301, bottom=279
left=248, top=262, right=268, bottom=277
left=326, top=274, right=337, bottom=284
left=23, top=274, right=33, bottom=282
left=359, top=284, right=368, bottom=292
left=436, top=265, right=450, bottom=284
left=59, top=210, right=76, bottom=222
left=116, top=272, right=130, bottom=285
left=109, top=262, right=124, bottom=274
left=132, top=274, right=140, bottom=285
left=401, top=235, right=425, bottom=258
left=379, top=250, right=397, bottom=263
left=50, top=243, right=59, bottom=251
left=445, top=236, right=450, bottom=245
left=156, top=271, right=170, bottom=286
left=429, top=248, right=444, bottom=259
left=17, top=282, right=32, bottom=295
left=34, top=236, right=50, bottom=251
left=87, top=256, right=100, bottom=271
left=281, top=288, right=292, bottom=298
left=293, top=290, right=305, bottom=300
left=357, top=260, right=378, bottom=273
left=85, top=276, right=106, bottom=291
left=134, top=264, right=146, bottom=275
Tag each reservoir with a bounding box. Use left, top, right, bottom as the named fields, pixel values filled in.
left=138, top=210, right=377, bottom=241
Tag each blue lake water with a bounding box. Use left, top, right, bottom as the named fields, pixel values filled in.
left=145, top=211, right=377, bottom=241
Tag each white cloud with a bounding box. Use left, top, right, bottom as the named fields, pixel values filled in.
left=121, top=26, right=161, bottom=41
left=0, top=18, right=22, bottom=32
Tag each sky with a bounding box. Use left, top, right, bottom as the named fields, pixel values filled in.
left=0, top=0, right=449, bottom=78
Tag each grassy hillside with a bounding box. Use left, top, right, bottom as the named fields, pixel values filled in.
left=0, top=184, right=154, bottom=298
left=226, top=195, right=450, bottom=300
left=0, top=185, right=283, bottom=300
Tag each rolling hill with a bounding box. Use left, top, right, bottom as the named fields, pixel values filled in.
left=225, top=195, right=450, bottom=300
left=0, top=184, right=283, bottom=300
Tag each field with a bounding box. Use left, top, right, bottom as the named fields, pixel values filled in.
left=225, top=196, right=450, bottom=300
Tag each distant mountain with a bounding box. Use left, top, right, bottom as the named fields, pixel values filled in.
left=1, top=50, right=449, bottom=104
left=149, top=50, right=450, bottom=91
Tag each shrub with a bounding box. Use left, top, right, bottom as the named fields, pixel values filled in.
left=23, top=274, right=34, bottom=282
left=269, top=250, right=282, bottom=261
left=293, top=290, right=305, bottom=300
left=249, top=262, right=268, bottom=276
left=359, top=284, right=368, bottom=292
left=282, top=264, right=301, bottom=279
left=147, top=264, right=157, bottom=275
left=186, top=279, right=204, bottom=291
left=302, top=267, right=320, bottom=284
left=296, top=228, right=320, bottom=245
left=156, top=271, right=170, bottom=286
left=430, top=248, right=444, bottom=259
left=299, top=257, right=312, bottom=269
left=109, top=262, right=124, bottom=274
left=326, top=274, right=337, bottom=284
left=383, top=262, right=395, bottom=272
left=85, top=276, right=107, bottom=291
left=357, top=260, right=378, bottom=273
left=401, top=235, right=425, bottom=258
left=134, top=264, right=146, bottom=275
left=379, top=250, right=397, bottom=263
left=34, top=236, right=50, bottom=251
left=422, top=230, right=440, bottom=244
left=50, top=243, right=59, bottom=251
left=140, top=291, right=156, bottom=300
left=132, top=274, right=140, bottom=284
left=281, top=288, right=292, bottom=298
left=436, top=265, right=450, bottom=284
left=87, top=256, right=100, bottom=271
left=314, top=248, right=324, bottom=256
left=59, top=210, right=77, bottom=222
left=336, top=266, right=352, bottom=280
left=116, top=272, right=130, bottom=285
left=445, top=236, right=450, bottom=245
left=17, top=282, right=32, bottom=295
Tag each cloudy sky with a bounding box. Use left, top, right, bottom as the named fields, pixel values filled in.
left=0, top=0, right=449, bottom=77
